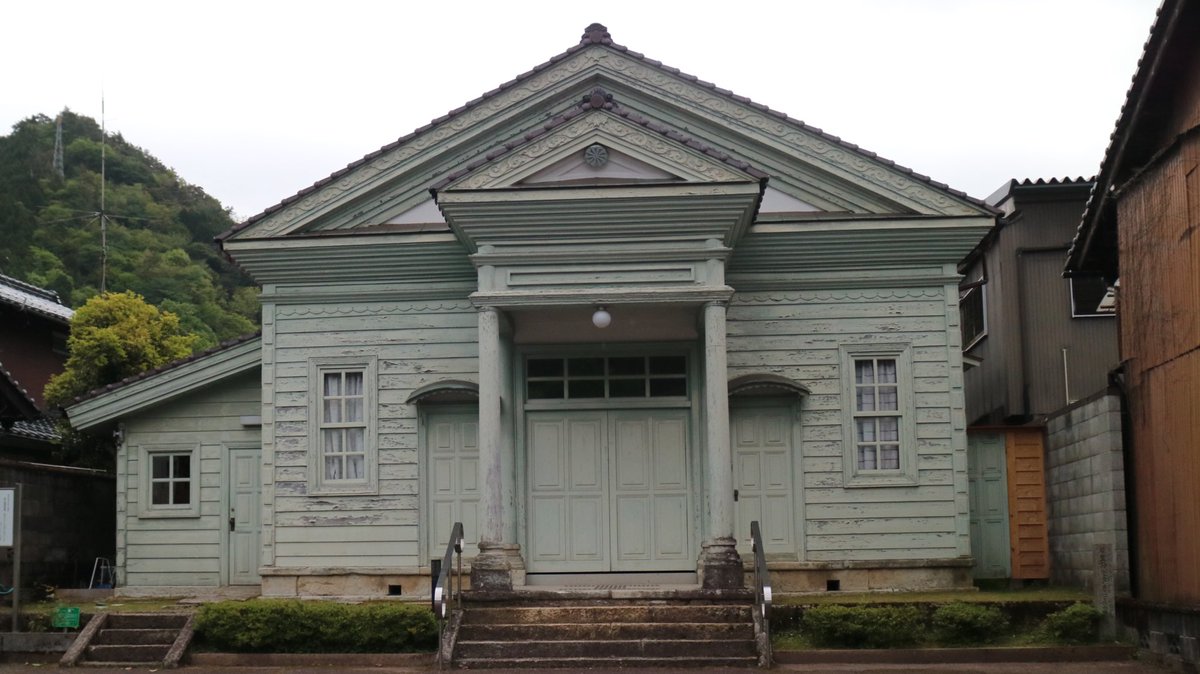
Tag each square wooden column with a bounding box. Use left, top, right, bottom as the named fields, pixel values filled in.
left=700, top=300, right=744, bottom=589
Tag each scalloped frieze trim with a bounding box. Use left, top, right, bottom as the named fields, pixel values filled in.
left=276, top=301, right=476, bottom=317
left=450, top=113, right=746, bottom=189
left=733, top=288, right=944, bottom=304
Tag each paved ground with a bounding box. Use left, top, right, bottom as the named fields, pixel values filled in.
left=0, top=661, right=1169, bottom=673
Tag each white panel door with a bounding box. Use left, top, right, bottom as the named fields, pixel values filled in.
left=227, top=447, right=262, bottom=585
left=526, top=409, right=692, bottom=573
left=527, top=412, right=608, bottom=572
left=427, top=411, right=480, bottom=559
left=611, top=410, right=692, bottom=571
left=732, top=405, right=796, bottom=556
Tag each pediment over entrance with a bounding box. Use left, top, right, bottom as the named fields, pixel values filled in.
left=520, top=145, right=680, bottom=186
left=728, top=374, right=811, bottom=398
left=439, top=108, right=760, bottom=192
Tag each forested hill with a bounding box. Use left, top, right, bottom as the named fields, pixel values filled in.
left=0, top=110, right=258, bottom=349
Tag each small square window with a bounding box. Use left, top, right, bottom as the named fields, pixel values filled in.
left=139, top=445, right=200, bottom=518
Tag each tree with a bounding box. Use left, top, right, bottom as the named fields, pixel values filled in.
left=44, top=290, right=200, bottom=408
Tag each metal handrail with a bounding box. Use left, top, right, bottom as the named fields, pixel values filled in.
left=433, top=521, right=464, bottom=668
left=750, top=520, right=773, bottom=668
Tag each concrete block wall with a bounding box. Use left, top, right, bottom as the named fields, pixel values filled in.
left=1045, top=392, right=1129, bottom=591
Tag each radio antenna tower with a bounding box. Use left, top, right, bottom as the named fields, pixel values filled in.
left=52, top=113, right=65, bottom=180
left=40, top=95, right=155, bottom=294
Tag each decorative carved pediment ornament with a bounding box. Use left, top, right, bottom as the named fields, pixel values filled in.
left=445, top=113, right=749, bottom=190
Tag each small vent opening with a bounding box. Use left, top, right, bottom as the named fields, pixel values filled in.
left=826, top=579, right=840, bottom=592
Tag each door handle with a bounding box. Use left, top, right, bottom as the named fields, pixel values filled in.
left=734, top=489, right=739, bottom=502
left=229, top=516, right=236, bottom=532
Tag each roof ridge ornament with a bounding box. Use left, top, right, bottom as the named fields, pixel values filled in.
left=582, top=87, right=614, bottom=110
left=581, top=23, right=611, bottom=44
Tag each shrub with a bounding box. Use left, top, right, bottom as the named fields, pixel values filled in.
left=801, top=605, right=923, bottom=648
left=1039, top=602, right=1103, bottom=644
left=194, top=600, right=438, bottom=653
left=931, top=602, right=1009, bottom=645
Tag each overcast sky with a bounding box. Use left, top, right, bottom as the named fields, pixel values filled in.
left=1, top=0, right=1160, bottom=220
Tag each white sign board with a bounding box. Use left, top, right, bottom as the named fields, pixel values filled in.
left=0, top=488, right=13, bottom=547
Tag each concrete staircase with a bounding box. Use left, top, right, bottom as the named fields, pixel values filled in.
left=61, top=612, right=194, bottom=668
left=450, top=593, right=760, bottom=668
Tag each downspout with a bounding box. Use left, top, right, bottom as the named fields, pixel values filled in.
left=1109, top=363, right=1138, bottom=598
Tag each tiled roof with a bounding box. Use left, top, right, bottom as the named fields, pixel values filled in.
left=430, top=87, right=769, bottom=191
left=219, top=23, right=993, bottom=241
left=1067, top=0, right=1182, bottom=274
left=0, top=361, right=39, bottom=414
left=71, top=331, right=262, bottom=404
left=6, top=416, right=60, bottom=442
left=0, top=273, right=73, bottom=323
left=1016, top=177, right=1093, bottom=187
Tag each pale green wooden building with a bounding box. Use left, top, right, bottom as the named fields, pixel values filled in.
left=68, top=24, right=995, bottom=597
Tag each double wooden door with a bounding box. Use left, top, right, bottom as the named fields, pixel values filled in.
left=526, top=410, right=693, bottom=572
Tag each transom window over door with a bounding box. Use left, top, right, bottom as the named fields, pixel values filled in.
left=526, top=356, right=687, bottom=400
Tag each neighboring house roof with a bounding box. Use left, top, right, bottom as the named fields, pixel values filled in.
left=66, top=333, right=262, bottom=431
left=0, top=361, right=40, bottom=420
left=0, top=273, right=73, bottom=324
left=5, top=417, right=60, bottom=442
left=959, top=177, right=1095, bottom=271
left=1066, top=0, right=1191, bottom=276
left=218, top=23, right=993, bottom=242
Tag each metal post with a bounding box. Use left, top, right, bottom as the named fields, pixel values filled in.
left=11, top=484, right=21, bottom=633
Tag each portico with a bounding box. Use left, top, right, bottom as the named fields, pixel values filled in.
left=435, top=176, right=763, bottom=590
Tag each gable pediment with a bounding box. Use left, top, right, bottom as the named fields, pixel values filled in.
left=221, top=28, right=992, bottom=245
left=441, top=109, right=757, bottom=192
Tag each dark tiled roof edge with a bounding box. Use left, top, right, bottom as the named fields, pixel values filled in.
left=71, top=331, right=262, bottom=405
left=219, top=23, right=993, bottom=241
left=0, top=272, right=62, bottom=303
left=1068, top=0, right=1178, bottom=272
left=0, top=361, right=39, bottom=412
left=1016, top=176, right=1095, bottom=187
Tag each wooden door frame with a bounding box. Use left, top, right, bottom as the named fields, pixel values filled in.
left=221, top=443, right=262, bottom=586
left=514, top=343, right=702, bottom=574
left=729, top=397, right=805, bottom=561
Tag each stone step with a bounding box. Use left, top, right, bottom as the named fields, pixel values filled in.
left=455, top=655, right=759, bottom=669
left=462, top=604, right=751, bottom=625
left=105, top=613, right=189, bottom=629
left=461, top=621, right=753, bottom=641
left=456, top=638, right=757, bottom=659
left=92, top=628, right=179, bottom=645
left=84, top=643, right=171, bottom=663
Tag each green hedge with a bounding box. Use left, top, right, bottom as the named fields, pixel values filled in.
left=194, top=600, right=438, bottom=653
left=1039, top=602, right=1103, bottom=644
left=931, top=602, right=1009, bottom=645
left=801, top=605, right=923, bottom=648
